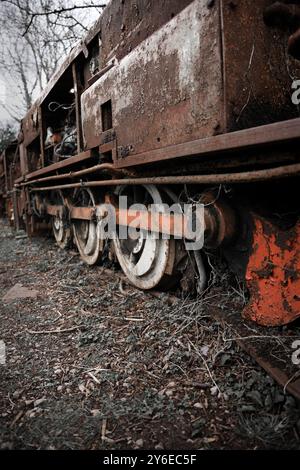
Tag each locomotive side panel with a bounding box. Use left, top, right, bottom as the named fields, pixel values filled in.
left=81, top=0, right=223, bottom=156
left=82, top=0, right=300, bottom=161
left=221, top=0, right=300, bottom=131
left=99, top=0, right=195, bottom=67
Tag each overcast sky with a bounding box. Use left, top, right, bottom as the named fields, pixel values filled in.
left=0, top=77, right=19, bottom=126
left=0, top=79, right=7, bottom=122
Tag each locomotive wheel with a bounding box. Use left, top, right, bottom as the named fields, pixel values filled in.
left=51, top=190, right=72, bottom=250
left=113, top=184, right=179, bottom=290
left=31, top=193, right=46, bottom=218
left=72, top=188, right=103, bottom=266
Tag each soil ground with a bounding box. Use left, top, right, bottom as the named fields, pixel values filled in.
left=0, top=219, right=300, bottom=450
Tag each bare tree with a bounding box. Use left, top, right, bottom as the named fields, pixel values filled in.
left=2, top=0, right=107, bottom=35
left=0, top=123, right=16, bottom=152
left=0, top=0, right=107, bottom=122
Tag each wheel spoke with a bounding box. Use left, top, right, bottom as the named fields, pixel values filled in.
left=113, top=184, right=180, bottom=290
left=72, top=188, right=102, bottom=266
left=51, top=191, right=72, bottom=250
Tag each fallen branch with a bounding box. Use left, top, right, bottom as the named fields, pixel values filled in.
left=123, top=317, right=145, bottom=322
left=26, top=326, right=82, bottom=335
left=188, top=339, right=222, bottom=395
left=87, top=372, right=101, bottom=384
left=101, top=418, right=107, bottom=441
left=283, top=370, right=300, bottom=394
left=224, top=335, right=296, bottom=342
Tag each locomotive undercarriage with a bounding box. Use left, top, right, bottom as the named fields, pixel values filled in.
left=21, top=171, right=300, bottom=329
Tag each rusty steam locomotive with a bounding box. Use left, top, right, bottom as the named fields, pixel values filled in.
left=1, top=0, right=300, bottom=328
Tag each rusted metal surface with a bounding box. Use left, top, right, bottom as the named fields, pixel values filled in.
left=114, top=118, right=300, bottom=169
left=47, top=203, right=196, bottom=239
left=81, top=0, right=223, bottom=154
left=21, top=105, right=40, bottom=148
left=70, top=206, right=95, bottom=221
left=243, top=215, right=300, bottom=326
left=44, top=196, right=235, bottom=245
left=264, top=1, right=300, bottom=60
left=10, top=0, right=300, bottom=184
left=31, top=162, right=300, bottom=192
left=116, top=207, right=202, bottom=242
left=46, top=202, right=195, bottom=239
left=10, top=0, right=300, bottom=183
left=18, top=1, right=195, bottom=175
left=221, top=0, right=300, bottom=132
left=4, top=142, right=20, bottom=192
left=81, top=0, right=300, bottom=161
left=23, top=150, right=94, bottom=181
left=201, top=192, right=237, bottom=249
left=99, top=0, right=194, bottom=67
left=46, top=205, right=62, bottom=217
left=0, top=154, right=5, bottom=216
left=17, top=163, right=126, bottom=187
left=0, top=142, right=21, bottom=223
left=47, top=204, right=94, bottom=222
left=16, top=188, right=27, bottom=221
left=19, top=144, right=27, bottom=178
left=72, top=62, right=84, bottom=153
left=288, top=27, right=300, bottom=59
left=5, top=198, right=14, bottom=226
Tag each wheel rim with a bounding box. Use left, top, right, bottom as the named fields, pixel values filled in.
left=113, top=184, right=177, bottom=290
left=72, top=188, right=102, bottom=266
left=51, top=190, right=72, bottom=249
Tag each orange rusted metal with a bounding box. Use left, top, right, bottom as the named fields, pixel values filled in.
left=243, top=215, right=300, bottom=327
left=116, top=208, right=192, bottom=240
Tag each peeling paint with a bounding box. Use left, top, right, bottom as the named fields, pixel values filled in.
left=81, top=0, right=222, bottom=153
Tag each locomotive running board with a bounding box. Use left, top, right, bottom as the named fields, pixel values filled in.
left=114, top=118, right=300, bottom=169
left=23, top=150, right=95, bottom=182
left=17, top=117, right=300, bottom=185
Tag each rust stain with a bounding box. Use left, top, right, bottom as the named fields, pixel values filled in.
left=243, top=216, right=300, bottom=326
left=81, top=0, right=222, bottom=155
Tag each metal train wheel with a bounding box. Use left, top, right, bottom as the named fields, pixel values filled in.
left=113, top=184, right=178, bottom=290
left=72, top=188, right=102, bottom=266
left=51, top=190, right=72, bottom=249
left=31, top=193, right=46, bottom=218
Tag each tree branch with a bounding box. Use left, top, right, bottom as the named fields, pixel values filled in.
left=1, top=1, right=107, bottom=35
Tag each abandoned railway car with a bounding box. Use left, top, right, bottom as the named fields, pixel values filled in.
left=0, top=140, right=20, bottom=224
left=1, top=0, right=300, bottom=328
